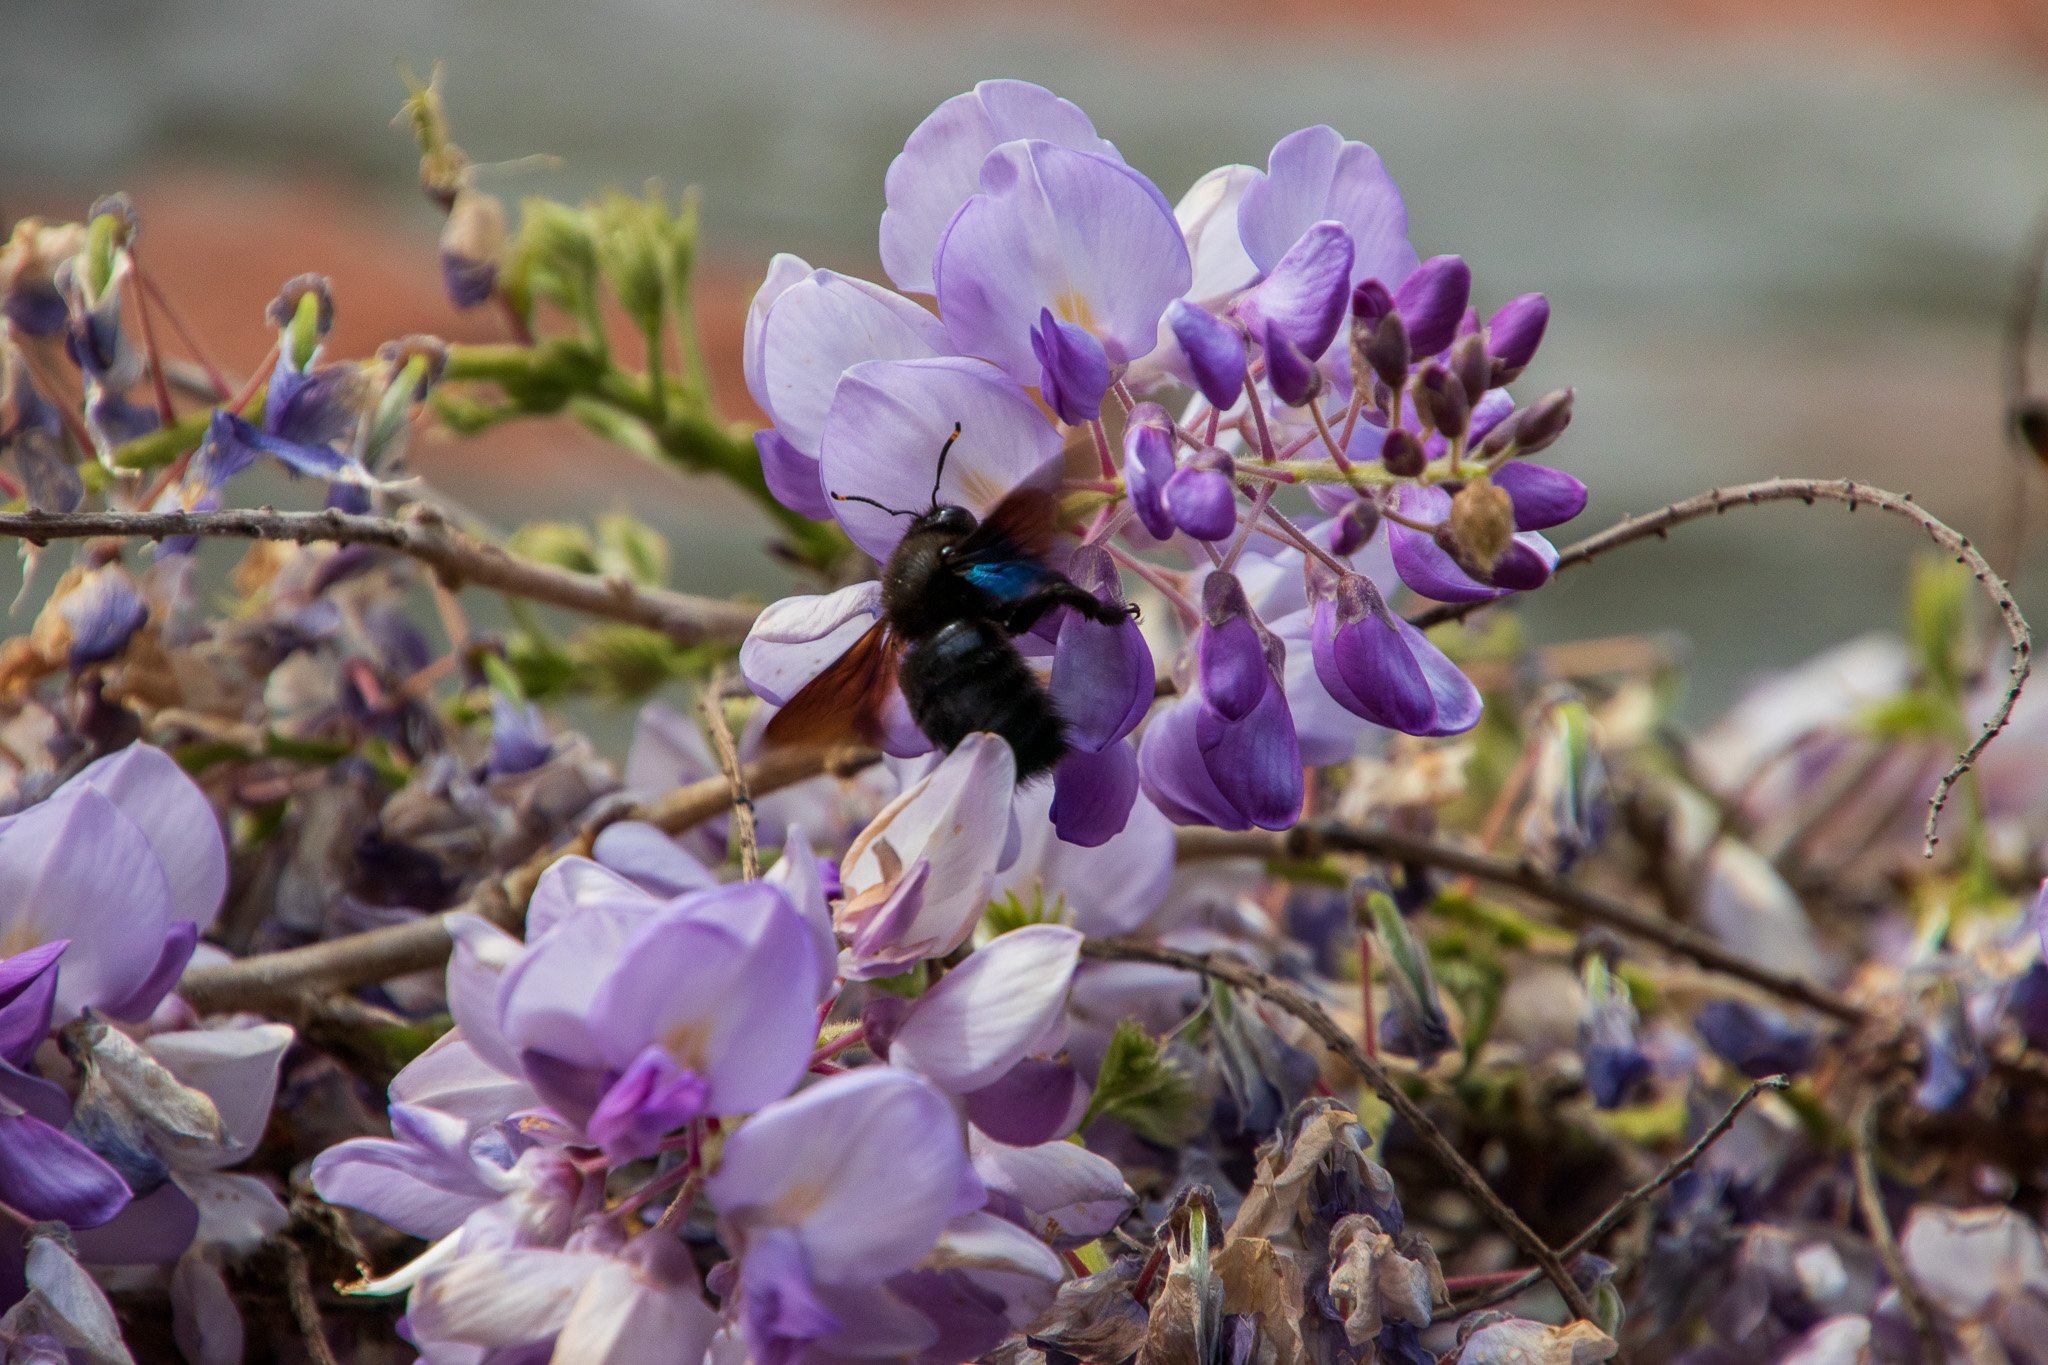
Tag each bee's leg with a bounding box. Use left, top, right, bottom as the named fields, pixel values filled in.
left=1001, top=581, right=1137, bottom=633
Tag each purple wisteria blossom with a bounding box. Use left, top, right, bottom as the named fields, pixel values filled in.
left=739, top=79, right=1584, bottom=839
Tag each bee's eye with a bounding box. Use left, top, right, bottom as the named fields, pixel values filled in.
left=937, top=546, right=954, bottom=563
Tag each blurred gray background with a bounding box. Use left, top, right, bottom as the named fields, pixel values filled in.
left=5, top=0, right=2048, bottom=714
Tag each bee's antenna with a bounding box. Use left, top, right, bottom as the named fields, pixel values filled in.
left=830, top=491, right=918, bottom=520
left=930, top=422, right=962, bottom=510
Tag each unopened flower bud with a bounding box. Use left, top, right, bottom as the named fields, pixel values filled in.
left=1264, top=326, right=1322, bottom=407
left=1486, top=292, right=1550, bottom=383
left=1363, top=312, right=1410, bottom=396
left=1391, top=254, right=1471, bottom=358
left=593, top=192, right=667, bottom=341
left=1329, top=498, right=1382, bottom=556
left=1448, top=476, right=1515, bottom=573
left=1514, top=387, right=1574, bottom=455
left=1165, top=448, right=1237, bottom=542
left=1350, top=279, right=1395, bottom=329
left=439, top=188, right=506, bottom=310
left=1450, top=332, right=1491, bottom=412
left=1412, top=363, right=1469, bottom=442
left=1122, top=403, right=1178, bottom=540
left=267, top=274, right=335, bottom=370
left=1475, top=410, right=1521, bottom=461
left=1381, top=428, right=1426, bottom=478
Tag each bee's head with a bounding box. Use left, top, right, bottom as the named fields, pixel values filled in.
left=915, top=504, right=977, bottom=540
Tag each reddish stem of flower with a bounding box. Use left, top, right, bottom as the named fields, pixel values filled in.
left=1130, top=1242, right=1169, bottom=1303
left=123, top=262, right=178, bottom=427
left=1059, top=1248, right=1090, bottom=1278
left=137, top=266, right=232, bottom=399
left=1087, top=418, right=1117, bottom=480
left=1360, top=930, right=1378, bottom=1059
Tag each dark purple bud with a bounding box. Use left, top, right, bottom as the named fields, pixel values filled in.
left=1391, top=255, right=1471, bottom=358
left=1167, top=300, right=1246, bottom=410
left=488, top=693, right=553, bottom=777
left=1121, top=404, right=1178, bottom=540
left=1694, top=1000, right=1817, bottom=1078
left=1350, top=279, right=1395, bottom=328
left=1263, top=326, right=1322, bottom=407
left=1198, top=573, right=1270, bottom=723
left=1412, top=363, right=1469, bottom=442
left=1486, top=293, right=1549, bottom=382
left=1329, top=499, right=1382, bottom=557
left=1363, top=312, right=1410, bottom=395
left=1381, top=428, right=1426, bottom=478
left=1051, top=546, right=1154, bottom=752
left=3, top=281, right=66, bottom=337
left=1310, top=574, right=1481, bottom=736
left=438, top=189, right=506, bottom=312
left=1165, top=449, right=1237, bottom=542
left=2008, top=961, right=2048, bottom=1051
left=1514, top=387, right=1574, bottom=455
left=1492, top=461, right=1588, bottom=531
left=61, top=569, right=148, bottom=671
left=440, top=251, right=498, bottom=311
left=859, top=996, right=911, bottom=1061
left=1030, top=308, right=1111, bottom=426
left=1450, top=332, right=1491, bottom=413
left=1049, top=740, right=1141, bottom=848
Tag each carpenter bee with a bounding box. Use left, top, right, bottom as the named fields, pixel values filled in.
left=763, top=424, right=1135, bottom=780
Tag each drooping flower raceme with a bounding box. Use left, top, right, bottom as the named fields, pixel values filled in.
left=741, top=79, right=1584, bottom=843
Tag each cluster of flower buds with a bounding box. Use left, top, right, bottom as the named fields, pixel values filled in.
left=740, top=81, right=1585, bottom=842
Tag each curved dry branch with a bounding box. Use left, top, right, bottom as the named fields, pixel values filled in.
left=176, top=744, right=877, bottom=1017
left=1178, top=821, right=1869, bottom=1025
left=0, top=506, right=762, bottom=646
left=1078, top=936, right=1598, bottom=1324
left=1408, top=478, right=2031, bottom=854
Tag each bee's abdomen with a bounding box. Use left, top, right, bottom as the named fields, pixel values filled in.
left=900, top=621, right=1066, bottom=781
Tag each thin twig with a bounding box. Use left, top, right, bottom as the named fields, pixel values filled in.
left=1853, top=1092, right=1946, bottom=1363
left=1454, top=1075, right=1789, bottom=1313
left=176, top=745, right=877, bottom=1016
left=1407, top=478, right=2031, bottom=855
left=1177, top=821, right=1869, bottom=1025
left=278, top=1238, right=343, bottom=1365
left=0, top=505, right=760, bottom=646
left=1078, top=937, right=1598, bottom=1323
left=697, top=676, right=758, bottom=879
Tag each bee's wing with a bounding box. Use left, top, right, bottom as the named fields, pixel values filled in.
left=951, top=476, right=1065, bottom=603
left=761, top=622, right=904, bottom=751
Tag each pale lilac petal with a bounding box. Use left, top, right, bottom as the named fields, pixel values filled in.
left=740, top=581, right=887, bottom=707
left=622, top=700, right=715, bottom=799
left=763, top=826, right=840, bottom=996
left=891, top=925, right=1081, bottom=1094
left=916, top=1210, right=1064, bottom=1329
left=523, top=856, right=662, bottom=943
left=1238, top=125, right=1418, bottom=289
left=389, top=1031, right=533, bottom=1129
left=742, top=252, right=813, bottom=412
left=756, top=428, right=831, bottom=521
left=0, top=786, right=171, bottom=1021
left=1233, top=220, right=1353, bottom=361
left=1493, top=460, right=1587, bottom=531
left=102, top=919, right=197, bottom=1022
left=590, top=822, right=718, bottom=898
left=440, top=917, right=527, bottom=1079
left=411, top=1248, right=612, bottom=1349
left=72, top=743, right=228, bottom=931
left=819, top=357, right=1062, bottom=563
left=880, top=80, right=1121, bottom=295
left=174, top=1171, right=287, bottom=1256
left=499, top=886, right=658, bottom=1072
left=935, top=141, right=1190, bottom=382
left=553, top=1238, right=718, bottom=1365
left=145, top=1022, right=294, bottom=1169
left=1049, top=739, right=1140, bottom=848
left=20, top=1234, right=134, bottom=1361
left=1042, top=785, right=1172, bottom=935
left=736, top=1226, right=842, bottom=1358
left=707, top=1068, right=969, bottom=1286
left=756, top=269, right=948, bottom=454
left=1174, top=164, right=1262, bottom=304
left=1166, top=301, right=1246, bottom=410
left=969, top=1132, right=1134, bottom=1246
left=0, top=1110, right=131, bottom=1227
left=838, top=735, right=1016, bottom=978
left=311, top=1134, right=495, bottom=1240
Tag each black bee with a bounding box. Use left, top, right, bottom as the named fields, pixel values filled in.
left=763, top=424, right=1135, bottom=780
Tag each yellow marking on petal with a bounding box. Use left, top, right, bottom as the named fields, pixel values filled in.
left=663, top=1020, right=714, bottom=1072
left=1053, top=292, right=1098, bottom=332
left=0, top=923, right=45, bottom=960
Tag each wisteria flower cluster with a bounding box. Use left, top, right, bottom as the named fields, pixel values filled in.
left=740, top=81, right=1581, bottom=844
left=1, top=63, right=2046, bottom=1365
